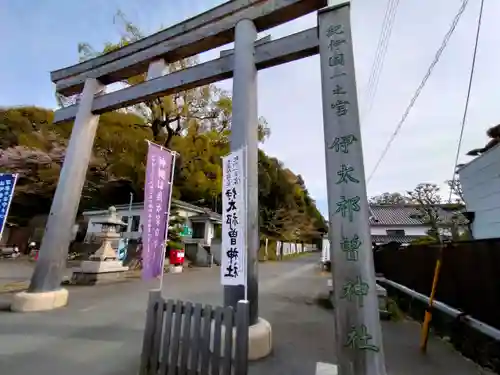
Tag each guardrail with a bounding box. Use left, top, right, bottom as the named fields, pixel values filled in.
left=377, top=277, right=500, bottom=342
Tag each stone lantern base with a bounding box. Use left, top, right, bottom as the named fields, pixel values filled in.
left=72, top=260, right=129, bottom=285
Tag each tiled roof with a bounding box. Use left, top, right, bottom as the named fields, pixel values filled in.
left=189, top=210, right=222, bottom=222
left=369, top=204, right=468, bottom=226
left=173, top=199, right=207, bottom=214
left=83, top=199, right=220, bottom=218
left=371, top=235, right=423, bottom=244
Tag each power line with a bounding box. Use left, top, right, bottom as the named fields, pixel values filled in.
left=367, top=0, right=471, bottom=184
left=363, top=0, right=400, bottom=121
left=448, top=0, right=485, bottom=202
left=364, top=0, right=396, bottom=104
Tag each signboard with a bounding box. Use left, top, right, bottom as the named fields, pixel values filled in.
left=318, top=3, right=386, bottom=374
left=117, top=238, right=128, bottom=261
left=142, top=142, right=176, bottom=281
left=0, top=173, right=18, bottom=241
left=221, top=148, right=246, bottom=287
left=180, top=224, right=193, bottom=237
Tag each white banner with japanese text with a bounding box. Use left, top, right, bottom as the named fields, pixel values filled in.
left=221, top=148, right=246, bottom=286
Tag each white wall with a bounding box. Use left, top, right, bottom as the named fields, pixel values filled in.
left=204, top=222, right=215, bottom=245
left=370, top=226, right=429, bottom=236
left=321, top=237, right=330, bottom=262
left=459, top=144, right=500, bottom=239
left=84, top=206, right=216, bottom=244
left=85, top=206, right=144, bottom=240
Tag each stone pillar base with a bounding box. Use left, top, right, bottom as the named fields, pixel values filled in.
left=248, top=318, right=273, bottom=360
left=211, top=317, right=273, bottom=361
left=377, top=284, right=390, bottom=320
left=11, top=288, right=69, bottom=312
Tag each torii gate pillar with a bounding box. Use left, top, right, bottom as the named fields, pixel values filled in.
left=12, top=79, right=104, bottom=312
left=223, top=18, right=273, bottom=361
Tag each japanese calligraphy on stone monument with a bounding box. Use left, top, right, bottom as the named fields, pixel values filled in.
left=221, top=148, right=246, bottom=287
left=319, top=3, right=385, bottom=370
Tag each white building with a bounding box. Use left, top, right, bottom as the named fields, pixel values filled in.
left=458, top=143, right=500, bottom=239
left=369, top=204, right=466, bottom=244
left=321, top=204, right=466, bottom=262
left=82, top=199, right=222, bottom=245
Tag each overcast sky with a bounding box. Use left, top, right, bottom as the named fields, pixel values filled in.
left=1, top=0, right=497, bottom=216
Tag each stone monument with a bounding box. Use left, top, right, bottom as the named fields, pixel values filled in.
left=72, top=206, right=129, bottom=285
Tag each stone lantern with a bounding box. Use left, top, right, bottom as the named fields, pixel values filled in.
left=72, top=206, right=129, bottom=285
left=89, top=206, right=125, bottom=261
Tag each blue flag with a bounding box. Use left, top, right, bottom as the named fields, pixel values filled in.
left=0, top=173, right=18, bottom=239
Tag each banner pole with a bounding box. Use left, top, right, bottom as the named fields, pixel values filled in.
left=159, top=151, right=177, bottom=292
left=144, top=139, right=177, bottom=155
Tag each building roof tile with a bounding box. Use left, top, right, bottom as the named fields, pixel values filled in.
left=82, top=199, right=221, bottom=219
left=371, top=234, right=422, bottom=244
left=369, top=204, right=468, bottom=226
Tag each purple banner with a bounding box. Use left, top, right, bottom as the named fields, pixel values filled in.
left=142, top=142, right=175, bottom=281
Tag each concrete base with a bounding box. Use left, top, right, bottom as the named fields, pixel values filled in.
left=211, top=317, right=272, bottom=361
left=376, top=283, right=390, bottom=319
left=325, top=281, right=391, bottom=319
left=169, top=265, right=183, bottom=274
left=315, top=362, right=338, bottom=375
left=80, top=260, right=128, bottom=273
left=248, top=318, right=272, bottom=360
left=11, top=288, right=69, bottom=312
left=72, top=260, right=129, bottom=285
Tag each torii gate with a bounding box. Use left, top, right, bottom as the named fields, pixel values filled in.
left=12, top=0, right=386, bottom=373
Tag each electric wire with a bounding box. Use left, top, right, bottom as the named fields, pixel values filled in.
left=363, top=0, right=400, bottom=121
left=364, top=0, right=396, bottom=107
left=367, top=0, right=471, bottom=184
left=447, top=0, right=485, bottom=202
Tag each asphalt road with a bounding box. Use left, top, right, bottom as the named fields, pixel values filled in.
left=0, top=258, right=73, bottom=287
left=0, top=254, right=491, bottom=375
left=0, top=259, right=35, bottom=284
left=0, top=255, right=322, bottom=375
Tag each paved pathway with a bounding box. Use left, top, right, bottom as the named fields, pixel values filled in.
left=0, top=255, right=491, bottom=375
left=250, top=257, right=492, bottom=375
left=0, top=259, right=34, bottom=285
left=0, top=259, right=73, bottom=289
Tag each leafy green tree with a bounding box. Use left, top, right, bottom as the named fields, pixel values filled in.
left=405, top=183, right=465, bottom=241
left=74, top=11, right=261, bottom=148
left=1, top=12, right=324, bottom=248
left=166, top=210, right=185, bottom=252
left=0, top=105, right=326, bottom=246
left=369, top=192, right=408, bottom=205
left=406, top=183, right=443, bottom=240
left=0, top=107, right=149, bottom=222
left=446, top=178, right=464, bottom=204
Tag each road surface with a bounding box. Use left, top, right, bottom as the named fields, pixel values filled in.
left=0, top=254, right=491, bottom=375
